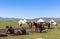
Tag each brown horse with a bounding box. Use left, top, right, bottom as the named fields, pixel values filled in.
left=26, top=22, right=34, bottom=28
left=26, top=21, right=51, bottom=32
left=33, top=22, right=44, bottom=33
left=26, top=22, right=44, bottom=32
left=42, top=22, right=50, bottom=29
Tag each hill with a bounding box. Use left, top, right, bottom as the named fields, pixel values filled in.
left=0, top=17, right=20, bottom=21
left=27, top=18, right=60, bottom=22
left=0, top=17, right=60, bottom=22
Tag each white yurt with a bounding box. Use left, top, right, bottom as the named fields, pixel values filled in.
left=37, top=19, right=45, bottom=22
left=49, top=19, right=57, bottom=26
left=49, top=19, right=55, bottom=23
left=52, top=22, right=57, bottom=26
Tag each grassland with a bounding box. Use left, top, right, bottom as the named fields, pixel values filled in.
left=0, top=21, right=60, bottom=39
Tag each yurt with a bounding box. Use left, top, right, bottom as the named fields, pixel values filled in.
left=37, top=19, right=45, bottom=22
left=49, top=19, right=55, bottom=23
left=52, top=22, right=57, bottom=26
left=50, top=19, right=57, bottom=26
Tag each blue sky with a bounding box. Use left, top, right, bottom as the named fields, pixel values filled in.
left=0, top=0, right=60, bottom=19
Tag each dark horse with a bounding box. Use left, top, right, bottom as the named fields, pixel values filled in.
left=26, top=22, right=33, bottom=28
left=42, top=22, right=50, bottom=29
left=26, top=22, right=44, bottom=33
left=26, top=22, right=51, bottom=33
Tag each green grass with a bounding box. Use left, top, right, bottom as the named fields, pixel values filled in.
left=0, top=21, right=60, bottom=39
left=0, top=21, right=28, bottom=29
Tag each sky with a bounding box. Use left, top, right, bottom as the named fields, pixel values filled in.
left=0, top=0, right=60, bottom=19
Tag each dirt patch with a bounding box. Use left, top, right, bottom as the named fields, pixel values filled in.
left=37, top=38, right=42, bottom=39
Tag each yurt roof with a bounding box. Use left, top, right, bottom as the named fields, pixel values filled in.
left=37, top=19, right=45, bottom=22
left=50, top=19, right=55, bottom=22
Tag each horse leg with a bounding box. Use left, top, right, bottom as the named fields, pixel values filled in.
left=34, top=26, right=38, bottom=32
left=42, top=26, right=45, bottom=30
left=39, top=27, right=42, bottom=33
left=48, top=25, right=50, bottom=29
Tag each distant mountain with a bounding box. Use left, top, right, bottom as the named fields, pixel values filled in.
left=0, top=17, right=21, bottom=21
left=0, top=17, right=60, bottom=22
left=27, top=18, right=60, bottom=22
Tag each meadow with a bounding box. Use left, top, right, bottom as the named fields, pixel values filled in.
left=0, top=21, right=60, bottom=39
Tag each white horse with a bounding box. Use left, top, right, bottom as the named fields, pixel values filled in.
left=18, top=20, right=22, bottom=26
left=18, top=19, right=27, bottom=26
left=50, top=21, right=57, bottom=29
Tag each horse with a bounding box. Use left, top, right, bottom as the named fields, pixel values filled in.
left=26, top=22, right=44, bottom=33
left=26, top=22, right=34, bottom=28
left=18, top=19, right=27, bottom=26
left=42, top=22, right=51, bottom=29
left=24, top=21, right=50, bottom=33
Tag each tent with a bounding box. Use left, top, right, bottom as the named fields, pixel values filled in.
left=37, top=19, right=45, bottom=22
left=52, top=22, right=57, bottom=26
left=53, top=22, right=57, bottom=25
left=50, top=19, right=57, bottom=26
left=49, top=19, right=55, bottom=23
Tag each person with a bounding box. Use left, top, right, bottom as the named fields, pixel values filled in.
left=20, top=28, right=26, bottom=35
left=8, top=26, right=14, bottom=34
left=14, top=30, right=22, bottom=35
left=6, top=26, right=10, bottom=34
